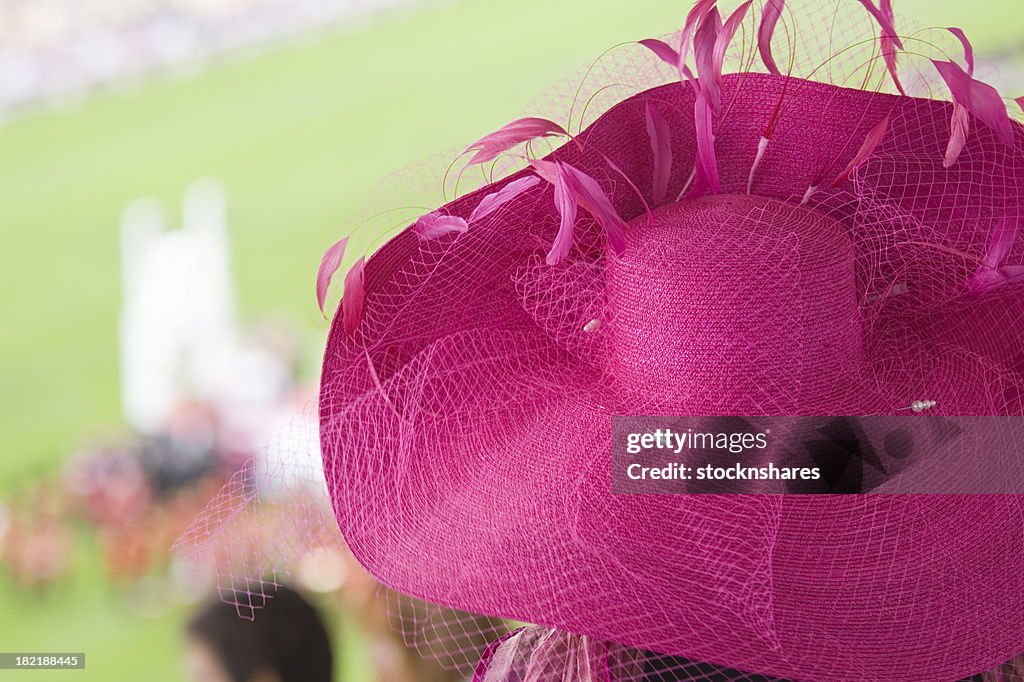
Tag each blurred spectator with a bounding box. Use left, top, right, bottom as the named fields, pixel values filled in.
left=63, top=442, right=152, bottom=526
left=185, top=585, right=333, bottom=682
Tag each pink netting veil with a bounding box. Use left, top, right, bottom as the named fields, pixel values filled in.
left=179, top=1, right=1024, bottom=680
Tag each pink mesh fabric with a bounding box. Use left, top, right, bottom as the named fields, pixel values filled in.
left=173, top=457, right=341, bottom=620
left=318, top=74, right=1024, bottom=682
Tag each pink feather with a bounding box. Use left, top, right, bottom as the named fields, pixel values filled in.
left=342, top=257, right=366, bottom=337
left=683, top=7, right=726, bottom=200
left=414, top=212, right=469, bottom=240
left=975, top=265, right=1024, bottom=291
left=638, top=39, right=680, bottom=70
left=831, top=115, right=889, bottom=187
left=879, top=0, right=904, bottom=94
left=938, top=31, right=979, bottom=167
left=687, top=89, right=720, bottom=198
left=546, top=165, right=578, bottom=265
left=968, top=218, right=1023, bottom=293
left=469, top=176, right=540, bottom=224
left=855, top=0, right=903, bottom=49
left=856, top=0, right=905, bottom=95
left=531, top=160, right=627, bottom=258
left=315, top=236, right=347, bottom=317
left=986, top=217, right=1017, bottom=266
left=560, top=164, right=627, bottom=255
left=946, top=27, right=974, bottom=75
left=465, top=117, right=569, bottom=165
left=715, top=1, right=753, bottom=77
left=943, top=103, right=970, bottom=168
left=527, top=158, right=558, bottom=185
left=645, top=103, right=673, bottom=204
left=878, top=0, right=903, bottom=49
left=692, top=8, right=723, bottom=112
left=758, top=0, right=785, bottom=76
left=932, top=59, right=1015, bottom=147
left=473, top=629, right=527, bottom=682
left=678, top=0, right=719, bottom=81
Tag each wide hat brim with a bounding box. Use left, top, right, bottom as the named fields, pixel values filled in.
left=320, top=73, right=1024, bottom=681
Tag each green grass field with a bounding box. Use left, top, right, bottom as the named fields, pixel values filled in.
left=0, top=0, right=1019, bottom=678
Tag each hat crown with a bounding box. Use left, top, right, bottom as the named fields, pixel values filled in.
left=605, top=194, right=864, bottom=414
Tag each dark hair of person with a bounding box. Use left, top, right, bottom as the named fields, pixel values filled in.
left=187, top=585, right=333, bottom=682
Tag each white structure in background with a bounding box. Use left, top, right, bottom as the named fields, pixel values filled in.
left=119, top=178, right=285, bottom=433
left=120, top=178, right=234, bottom=433
left=118, top=178, right=323, bottom=494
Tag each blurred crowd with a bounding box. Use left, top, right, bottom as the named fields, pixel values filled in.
left=0, top=0, right=416, bottom=116
left=0, top=341, right=310, bottom=600
left=1, top=404, right=224, bottom=594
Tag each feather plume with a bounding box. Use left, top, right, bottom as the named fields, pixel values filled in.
left=758, top=0, right=785, bottom=75
left=560, top=164, right=627, bottom=255
left=684, top=6, right=727, bottom=199
left=527, top=158, right=558, bottom=185
left=856, top=0, right=905, bottom=95
left=831, top=116, right=889, bottom=187
left=939, top=30, right=979, bottom=167
left=546, top=164, right=578, bottom=265
left=342, top=257, right=366, bottom=337
left=692, top=8, right=723, bottom=111
left=645, top=103, right=673, bottom=204
left=747, top=135, right=770, bottom=194
left=414, top=212, right=469, bottom=240
left=474, top=629, right=526, bottom=682
left=678, top=0, right=719, bottom=81
left=932, top=59, right=1015, bottom=147
left=531, top=160, right=628, bottom=259
left=466, top=117, right=568, bottom=165
left=715, top=1, right=753, bottom=78
left=687, top=89, right=720, bottom=198
left=947, top=27, right=974, bottom=75
left=638, top=38, right=680, bottom=70
left=944, top=103, right=971, bottom=168
left=469, top=176, right=541, bottom=224
left=968, top=218, right=1023, bottom=293
left=315, top=237, right=347, bottom=317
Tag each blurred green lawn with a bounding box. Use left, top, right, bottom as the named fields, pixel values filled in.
left=0, top=0, right=1019, bottom=679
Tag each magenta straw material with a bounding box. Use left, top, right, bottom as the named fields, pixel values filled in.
left=319, top=73, right=1024, bottom=681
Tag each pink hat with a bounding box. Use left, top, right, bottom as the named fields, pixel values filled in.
left=312, top=1, right=1024, bottom=680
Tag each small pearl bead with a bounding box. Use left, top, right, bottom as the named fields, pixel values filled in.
left=911, top=400, right=936, bottom=413
left=583, top=319, right=601, bottom=333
